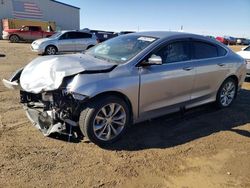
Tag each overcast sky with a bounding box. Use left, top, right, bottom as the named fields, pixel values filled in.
left=60, top=0, right=250, bottom=38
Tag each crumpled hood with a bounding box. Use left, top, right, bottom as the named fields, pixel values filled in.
left=20, top=54, right=116, bottom=93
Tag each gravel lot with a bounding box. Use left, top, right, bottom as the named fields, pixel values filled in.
left=0, top=41, right=250, bottom=188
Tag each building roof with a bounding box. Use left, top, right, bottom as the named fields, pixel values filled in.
left=50, top=0, right=80, bottom=10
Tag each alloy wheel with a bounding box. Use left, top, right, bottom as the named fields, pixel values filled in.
left=46, top=46, right=56, bottom=55
left=93, top=103, right=126, bottom=141
left=220, top=81, right=236, bottom=107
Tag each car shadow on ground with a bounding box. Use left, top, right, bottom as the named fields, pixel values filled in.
left=52, top=89, right=250, bottom=150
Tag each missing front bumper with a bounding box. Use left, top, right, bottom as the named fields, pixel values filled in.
left=24, top=106, right=67, bottom=136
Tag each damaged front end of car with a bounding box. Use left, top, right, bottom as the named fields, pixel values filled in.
left=4, top=71, right=87, bottom=138
left=2, top=54, right=117, bottom=140
left=20, top=87, right=87, bottom=138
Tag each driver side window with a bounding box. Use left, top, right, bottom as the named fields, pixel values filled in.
left=22, top=27, right=29, bottom=31
left=154, top=41, right=191, bottom=64
left=60, top=33, right=70, bottom=40
left=59, top=33, right=68, bottom=40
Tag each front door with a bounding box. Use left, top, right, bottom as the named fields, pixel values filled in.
left=18, top=26, right=32, bottom=40
left=139, top=40, right=195, bottom=118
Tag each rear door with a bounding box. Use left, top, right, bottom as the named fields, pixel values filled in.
left=139, top=40, right=195, bottom=117
left=74, top=32, right=93, bottom=51
left=190, top=40, right=229, bottom=101
left=57, top=32, right=76, bottom=52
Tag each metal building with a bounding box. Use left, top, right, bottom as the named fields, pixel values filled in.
left=0, top=0, right=80, bottom=34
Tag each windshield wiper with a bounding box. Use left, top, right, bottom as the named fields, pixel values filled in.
left=93, top=55, right=117, bottom=64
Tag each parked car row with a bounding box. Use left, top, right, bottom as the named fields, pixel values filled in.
left=2, top=26, right=136, bottom=55
left=82, top=28, right=135, bottom=43
left=2, top=31, right=247, bottom=146
left=216, top=36, right=250, bottom=45
left=236, top=38, right=250, bottom=45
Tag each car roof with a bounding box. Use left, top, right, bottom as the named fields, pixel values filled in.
left=128, top=31, right=222, bottom=42
left=59, top=30, right=93, bottom=34
left=129, top=31, right=228, bottom=46
left=128, top=31, right=194, bottom=39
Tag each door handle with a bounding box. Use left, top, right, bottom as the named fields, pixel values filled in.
left=183, top=67, right=193, bottom=71
left=217, top=63, right=226, bottom=67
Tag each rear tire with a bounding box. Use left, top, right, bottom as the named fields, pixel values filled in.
left=79, top=96, right=130, bottom=146
left=45, top=45, right=57, bottom=55
left=9, top=35, right=20, bottom=43
left=216, top=78, right=237, bottom=108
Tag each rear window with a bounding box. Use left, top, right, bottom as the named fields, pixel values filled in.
left=193, top=41, right=218, bottom=59
left=192, top=41, right=227, bottom=59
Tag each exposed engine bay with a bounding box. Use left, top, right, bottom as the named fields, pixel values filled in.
left=20, top=89, right=84, bottom=139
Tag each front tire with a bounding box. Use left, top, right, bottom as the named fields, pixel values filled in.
left=45, top=45, right=57, bottom=55
left=9, top=35, right=20, bottom=43
left=79, top=96, right=130, bottom=146
left=216, top=78, right=237, bottom=108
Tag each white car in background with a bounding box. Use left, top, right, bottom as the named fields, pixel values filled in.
left=31, top=30, right=98, bottom=55
left=237, top=46, right=250, bottom=78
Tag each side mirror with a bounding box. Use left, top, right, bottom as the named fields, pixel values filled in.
left=148, top=56, right=162, bottom=65
left=141, top=55, right=162, bottom=66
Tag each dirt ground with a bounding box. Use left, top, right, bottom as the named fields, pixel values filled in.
left=0, top=41, right=250, bottom=188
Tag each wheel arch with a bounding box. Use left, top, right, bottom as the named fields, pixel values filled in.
left=9, top=34, right=19, bottom=38
left=88, top=91, right=134, bottom=123
left=224, top=74, right=239, bottom=89
left=45, top=44, right=58, bottom=52
left=9, top=34, right=20, bottom=40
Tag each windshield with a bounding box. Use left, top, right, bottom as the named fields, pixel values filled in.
left=86, top=35, right=157, bottom=64
left=49, top=32, right=62, bottom=39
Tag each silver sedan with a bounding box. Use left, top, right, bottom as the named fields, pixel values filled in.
left=3, top=31, right=247, bottom=146
left=31, top=30, right=98, bottom=55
